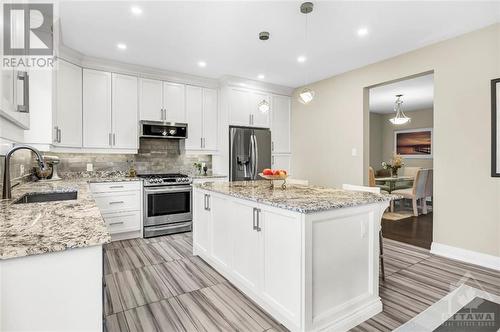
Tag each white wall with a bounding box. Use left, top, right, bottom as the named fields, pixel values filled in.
left=292, top=24, right=500, bottom=257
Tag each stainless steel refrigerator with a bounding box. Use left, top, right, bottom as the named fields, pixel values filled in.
left=229, top=126, right=271, bottom=181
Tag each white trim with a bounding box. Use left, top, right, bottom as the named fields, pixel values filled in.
left=430, top=242, right=500, bottom=271
left=394, top=127, right=433, bottom=159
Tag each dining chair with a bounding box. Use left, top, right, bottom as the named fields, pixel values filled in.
left=423, top=169, right=433, bottom=214
left=392, top=169, right=429, bottom=216
left=342, top=183, right=386, bottom=281
left=396, top=166, right=421, bottom=190
left=369, top=167, right=390, bottom=194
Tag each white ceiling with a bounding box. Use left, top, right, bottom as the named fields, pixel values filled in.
left=369, top=74, right=434, bottom=114
left=59, top=1, right=500, bottom=88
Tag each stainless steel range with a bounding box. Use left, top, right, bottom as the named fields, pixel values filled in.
left=139, top=173, right=192, bottom=238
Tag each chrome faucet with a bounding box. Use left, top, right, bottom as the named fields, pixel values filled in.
left=2, top=144, right=47, bottom=199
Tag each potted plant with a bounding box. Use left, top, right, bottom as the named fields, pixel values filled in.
left=382, top=154, right=404, bottom=177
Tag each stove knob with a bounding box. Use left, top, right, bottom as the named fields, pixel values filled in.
left=158, top=179, right=163, bottom=184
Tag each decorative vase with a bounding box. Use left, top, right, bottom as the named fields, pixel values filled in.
left=391, top=168, right=398, bottom=178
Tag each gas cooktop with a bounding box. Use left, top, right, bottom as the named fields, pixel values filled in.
left=138, top=173, right=192, bottom=186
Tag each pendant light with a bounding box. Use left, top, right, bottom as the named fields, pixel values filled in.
left=389, top=94, right=411, bottom=125
left=258, top=99, right=270, bottom=113
left=298, top=2, right=315, bottom=105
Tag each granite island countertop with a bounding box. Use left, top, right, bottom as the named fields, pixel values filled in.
left=196, top=180, right=397, bottom=214
left=0, top=176, right=142, bottom=260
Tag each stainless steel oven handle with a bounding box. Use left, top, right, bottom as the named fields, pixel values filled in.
left=144, top=186, right=192, bottom=193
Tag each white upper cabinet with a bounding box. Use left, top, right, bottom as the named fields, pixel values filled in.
left=271, top=95, right=291, bottom=153
left=185, top=86, right=218, bottom=151
left=163, top=82, right=186, bottom=122
left=112, top=73, right=138, bottom=149
left=202, top=88, right=218, bottom=151
left=83, top=69, right=112, bottom=148
left=229, top=88, right=251, bottom=126
left=139, top=78, right=163, bottom=121
left=185, top=85, right=203, bottom=150
left=139, top=79, right=186, bottom=122
left=54, top=59, right=82, bottom=147
left=229, top=88, right=270, bottom=128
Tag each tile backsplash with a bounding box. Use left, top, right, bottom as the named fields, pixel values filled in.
left=0, top=139, right=212, bottom=191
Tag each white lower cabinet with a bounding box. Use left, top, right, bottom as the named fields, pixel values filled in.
left=192, top=188, right=302, bottom=329
left=193, top=190, right=211, bottom=255
left=272, top=154, right=291, bottom=172
left=231, top=199, right=262, bottom=291
left=210, top=195, right=233, bottom=269
left=90, top=181, right=142, bottom=239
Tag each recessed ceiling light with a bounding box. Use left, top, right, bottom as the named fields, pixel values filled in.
left=197, top=61, right=207, bottom=68
left=257, top=74, right=265, bottom=79
left=357, top=27, right=369, bottom=37
left=130, top=6, right=142, bottom=15
left=117, top=43, right=127, bottom=50
left=297, top=55, right=307, bottom=63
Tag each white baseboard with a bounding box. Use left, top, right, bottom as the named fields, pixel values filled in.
left=430, top=242, right=500, bottom=271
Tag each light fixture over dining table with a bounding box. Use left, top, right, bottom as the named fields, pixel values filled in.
left=389, top=94, right=411, bottom=125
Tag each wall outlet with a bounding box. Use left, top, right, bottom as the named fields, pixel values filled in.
left=19, top=164, right=25, bottom=176
left=351, top=148, right=358, bottom=157
left=86, top=163, right=94, bottom=172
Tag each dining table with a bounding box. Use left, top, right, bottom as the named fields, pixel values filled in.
left=375, top=176, right=414, bottom=193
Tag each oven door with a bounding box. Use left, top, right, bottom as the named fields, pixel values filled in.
left=143, top=185, right=192, bottom=227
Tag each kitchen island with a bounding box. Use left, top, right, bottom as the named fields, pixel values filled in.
left=193, top=181, right=392, bottom=332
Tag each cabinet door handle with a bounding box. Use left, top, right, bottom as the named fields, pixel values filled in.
left=109, top=133, right=112, bottom=146
left=253, top=208, right=258, bottom=230
left=272, top=155, right=275, bottom=165
left=109, top=185, right=124, bottom=189
left=109, top=221, right=124, bottom=226
left=109, top=201, right=124, bottom=205
left=256, top=208, right=262, bottom=232
left=271, top=141, right=274, bottom=151
left=58, top=128, right=62, bottom=143
left=113, top=133, right=116, bottom=146
left=249, top=114, right=252, bottom=125
left=206, top=194, right=210, bottom=211
left=54, top=126, right=59, bottom=143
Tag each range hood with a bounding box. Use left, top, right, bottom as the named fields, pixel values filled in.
left=139, top=121, right=188, bottom=139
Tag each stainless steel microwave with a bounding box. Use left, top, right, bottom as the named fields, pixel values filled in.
left=140, top=121, right=188, bottom=139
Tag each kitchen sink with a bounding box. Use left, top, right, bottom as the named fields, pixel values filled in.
left=13, top=191, right=78, bottom=204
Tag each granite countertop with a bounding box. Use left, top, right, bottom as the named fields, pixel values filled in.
left=196, top=180, right=397, bottom=214
left=0, top=178, right=113, bottom=260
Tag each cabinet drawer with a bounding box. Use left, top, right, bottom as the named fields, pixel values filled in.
left=90, top=181, right=141, bottom=193
left=103, top=211, right=141, bottom=234
left=93, top=192, right=141, bottom=213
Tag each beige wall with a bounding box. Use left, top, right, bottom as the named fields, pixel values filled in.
left=291, top=24, right=500, bottom=257
left=370, top=108, right=434, bottom=170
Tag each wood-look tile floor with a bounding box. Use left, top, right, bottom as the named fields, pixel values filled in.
left=104, top=233, right=500, bottom=332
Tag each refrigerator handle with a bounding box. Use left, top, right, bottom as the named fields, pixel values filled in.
left=253, top=134, right=259, bottom=178
left=229, top=128, right=236, bottom=181
left=249, top=134, right=255, bottom=179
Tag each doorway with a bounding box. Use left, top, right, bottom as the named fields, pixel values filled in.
left=366, top=73, right=434, bottom=249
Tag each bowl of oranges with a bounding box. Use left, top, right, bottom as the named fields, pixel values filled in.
left=259, top=169, right=288, bottom=189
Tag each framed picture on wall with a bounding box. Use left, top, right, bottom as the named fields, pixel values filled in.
left=394, top=128, right=433, bottom=159
left=492, top=78, right=500, bottom=177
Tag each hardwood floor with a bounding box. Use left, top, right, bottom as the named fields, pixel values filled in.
left=104, top=232, right=500, bottom=332
left=382, top=212, right=433, bottom=249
